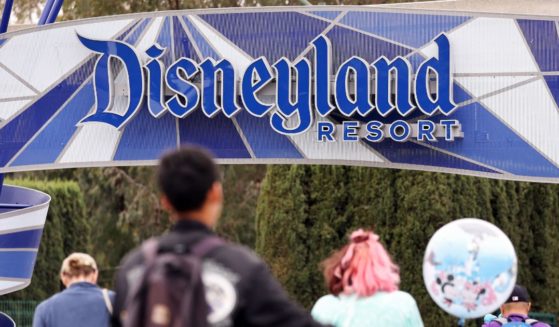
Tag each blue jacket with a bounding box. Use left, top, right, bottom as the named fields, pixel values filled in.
left=33, top=282, right=114, bottom=327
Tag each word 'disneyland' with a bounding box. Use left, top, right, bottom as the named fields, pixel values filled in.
left=78, top=33, right=456, bottom=137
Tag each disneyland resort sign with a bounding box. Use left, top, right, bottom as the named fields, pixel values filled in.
left=78, top=33, right=460, bottom=143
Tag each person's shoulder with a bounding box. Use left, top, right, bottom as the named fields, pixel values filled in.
left=311, top=295, right=341, bottom=325
left=481, top=322, right=501, bottom=327
left=212, top=241, right=263, bottom=267
left=480, top=320, right=502, bottom=327
left=34, top=292, right=63, bottom=314
left=312, top=294, right=340, bottom=310
left=386, top=290, right=418, bottom=303
left=119, top=244, right=144, bottom=268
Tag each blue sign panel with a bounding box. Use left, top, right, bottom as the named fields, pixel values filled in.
left=0, top=7, right=559, bottom=182
left=0, top=312, right=15, bottom=327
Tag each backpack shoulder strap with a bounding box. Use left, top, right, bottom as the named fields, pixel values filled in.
left=141, top=238, right=159, bottom=265
left=102, top=288, right=113, bottom=315
left=494, top=317, right=508, bottom=325
left=525, top=319, right=539, bottom=326
left=190, top=236, right=225, bottom=258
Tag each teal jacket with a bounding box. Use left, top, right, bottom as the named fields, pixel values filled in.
left=311, top=291, right=424, bottom=327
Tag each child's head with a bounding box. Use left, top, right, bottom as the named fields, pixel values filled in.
left=322, top=229, right=400, bottom=297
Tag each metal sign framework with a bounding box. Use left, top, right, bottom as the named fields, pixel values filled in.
left=1, top=6, right=559, bottom=295
left=1, top=7, right=559, bottom=182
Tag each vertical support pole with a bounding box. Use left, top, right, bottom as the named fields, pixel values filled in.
left=0, top=174, right=4, bottom=198
left=0, top=0, right=14, bottom=34
left=38, top=0, right=55, bottom=25
left=457, top=318, right=466, bottom=327
left=45, top=0, right=63, bottom=24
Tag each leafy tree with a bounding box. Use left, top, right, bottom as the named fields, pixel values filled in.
left=256, top=167, right=559, bottom=326
left=256, top=165, right=313, bottom=305
left=217, top=165, right=266, bottom=247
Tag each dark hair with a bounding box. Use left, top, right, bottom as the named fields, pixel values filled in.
left=157, top=147, right=220, bottom=212
left=322, top=244, right=350, bottom=296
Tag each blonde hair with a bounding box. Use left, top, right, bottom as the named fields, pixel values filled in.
left=60, top=253, right=98, bottom=279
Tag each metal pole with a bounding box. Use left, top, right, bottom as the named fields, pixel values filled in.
left=38, top=0, right=55, bottom=25
left=45, top=0, right=64, bottom=24
left=457, top=318, right=466, bottom=327
left=0, top=0, right=14, bottom=34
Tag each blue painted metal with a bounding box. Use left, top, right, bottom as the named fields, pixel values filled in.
left=325, top=25, right=411, bottom=67
left=12, top=18, right=151, bottom=167
left=157, top=17, right=174, bottom=66
left=0, top=251, right=38, bottom=279
left=198, top=12, right=330, bottom=62
left=0, top=175, right=33, bottom=209
left=518, top=19, right=559, bottom=72
left=0, top=58, right=96, bottom=166
left=38, top=0, right=55, bottom=25
left=0, top=203, right=31, bottom=210
left=311, top=11, right=341, bottom=20
left=0, top=312, right=15, bottom=327
left=114, top=102, right=178, bottom=161
left=45, top=0, right=63, bottom=24
left=182, top=16, right=219, bottom=59
left=12, top=82, right=95, bottom=166
left=0, top=0, right=14, bottom=34
left=173, top=16, right=196, bottom=61
left=179, top=110, right=252, bottom=158
left=340, top=12, right=470, bottom=48
left=2, top=8, right=559, bottom=182
left=0, top=229, right=44, bottom=249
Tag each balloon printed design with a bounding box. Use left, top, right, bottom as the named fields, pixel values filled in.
left=423, top=218, right=517, bottom=319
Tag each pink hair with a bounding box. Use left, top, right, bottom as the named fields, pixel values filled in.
left=324, top=229, right=400, bottom=297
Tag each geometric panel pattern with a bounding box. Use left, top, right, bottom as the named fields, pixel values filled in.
left=0, top=8, right=559, bottom=183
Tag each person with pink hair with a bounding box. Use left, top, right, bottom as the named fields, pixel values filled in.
left=311, top=229, right=424, bottom=326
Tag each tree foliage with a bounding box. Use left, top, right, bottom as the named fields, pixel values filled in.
left=2, top=0, right=422, bottom=23
left=12, top=164, right=264, bottom=287
left=256, top=167, right=559, bottom=325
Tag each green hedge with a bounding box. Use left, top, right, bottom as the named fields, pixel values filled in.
left=256, top=167, right=559, bottom=326
left=2, top=179, right=90, bottom=301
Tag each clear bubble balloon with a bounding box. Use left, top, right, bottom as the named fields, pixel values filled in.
left=423, top=218, right=517, bottom=319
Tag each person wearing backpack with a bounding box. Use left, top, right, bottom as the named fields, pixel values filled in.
left=482, top=285, right=550, bottom=327
left=33, top=253, right=114, bottom=327
left=112, top=147, right=327, bottom=327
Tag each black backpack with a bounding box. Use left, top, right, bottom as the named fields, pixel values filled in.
left=124, top=236, right=224, bottom=327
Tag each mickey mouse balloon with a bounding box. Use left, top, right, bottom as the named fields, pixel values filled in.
left=423, top=218, right=517, bottom=319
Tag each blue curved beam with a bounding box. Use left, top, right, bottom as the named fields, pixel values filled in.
left=45, top=0, right=63, bottom=24
left=0, top=0, right=14, bottom=34
left=38, top=0, right=55, bottom=25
